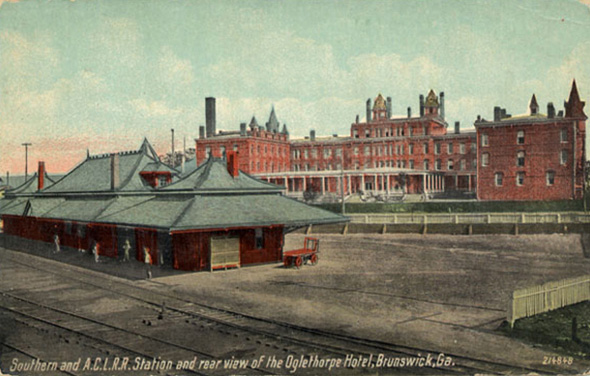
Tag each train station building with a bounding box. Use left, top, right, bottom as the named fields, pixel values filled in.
left=0, top=140, right=346, bottom=271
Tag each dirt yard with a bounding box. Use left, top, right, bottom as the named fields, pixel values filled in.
left=152, top=233, right=590, bottom=372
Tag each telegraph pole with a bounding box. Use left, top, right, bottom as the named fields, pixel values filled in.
left=22, top=142, right=32, bottom=180
left=171, top=129, right=175, bottom=168
left=341, top=148, right=345, bottom=214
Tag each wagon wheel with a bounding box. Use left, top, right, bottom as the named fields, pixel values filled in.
left=283, top=257, right=291, bottom=268
left=309, top=253, right=318, bottom=265
left=294, top=256, right=303, bottom=269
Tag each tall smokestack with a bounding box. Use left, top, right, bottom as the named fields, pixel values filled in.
left=37, top=161, right=45, bottom=191
left=206, top=97, right=216, bottom=137
left=439, top=92, right=445, bottom=119
left=386, top=97, right=392, bottom=119
left=199, top=125, right=205, bottom=139
left=419, top=94, right=424, bottom=117
left=110, top=153, right=120, bottom=191
left=366, top=99, right=372, bottom=123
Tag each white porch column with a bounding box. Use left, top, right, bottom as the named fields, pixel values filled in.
left=321, top=176, right=325, bottom=195
left=361, top=174, right=365, bottom=191
left=303, top=176, right=307, bottom=191
left=285, top=176, right=289, bottom=191
left=423, top=174, right=426, bottom=193
left=468, top=175, right=472, bottom=191
left=347, top=175, right=351, bottom=194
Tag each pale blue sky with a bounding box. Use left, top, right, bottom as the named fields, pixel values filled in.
left=1, top=0, right=589, bottom=172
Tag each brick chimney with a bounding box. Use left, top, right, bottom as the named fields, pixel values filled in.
left=226, top=150, right=239, bottom=178
left=110, top=153, right=120, bottom=190
left=37, top=161, right=45, bottom=190
left=310, top=129, right=316, bottom=142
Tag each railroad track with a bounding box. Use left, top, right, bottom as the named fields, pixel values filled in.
left=0, top=248, right=566, bottom=375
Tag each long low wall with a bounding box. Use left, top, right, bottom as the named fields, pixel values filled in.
left=298, top=222, right=590, bottom=235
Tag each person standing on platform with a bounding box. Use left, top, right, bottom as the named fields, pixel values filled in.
left=92, top=241, right=100, bottom=263
left=144, top=246, right=152, bottom=279
left=53, top=234, right=60, bottom=254
left=122, top=239, right=131, bottom=262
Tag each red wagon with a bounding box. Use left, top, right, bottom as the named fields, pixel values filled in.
left=283, top=237, right=320, bottom=268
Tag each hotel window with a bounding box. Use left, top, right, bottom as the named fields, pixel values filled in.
left=516, top=172, right=525, bottom=186
left=364, top=146, right=370, bottom=156
left=434, top=143, right=441, bottom=155
left=354, top=147, right=359, bottom=155
left=365, top=129, right=371, bottom=138
left=517, top=131, right=525, bottom=145
left=447, top=159, right=454, bottom=170
left=408, top=127, right=413, bottom=136
left=560, top=150, right=568, bottom=165
left=481, top=133, right=489, bottom=147
left=336, top=148, right=342, bottom=157
left=448, top=143, right=453, bottom=154
left=460, top=160, right=466, bottom=171
left=481, top=153, right=489, bottom=167
left=423, top=160, right=430, bottom=170
left=396, top=127, right=401, bottom=136
left=255, top=228, right=264, bottom=249
left=303, top=150, right=308, bottom=158
left=409, top=160, right=414, bottom=169
left=233, top=144, right=238, bottom=151
left=546, top=171, right=555, bottom=186
left=495, top=172, right=503, bottom=186
left=409, top=144, right=414, bottom=154
left=560, top=128, right=568, bottom=142
left=460, top=143, right=466, bottom=154
left=205, top=147, right=211, bottom=158
left=257, top=162, right=260, bottom=170
left=400, top=144, right=404, bottom=155
left=401, top=160, right=406, bottom=168
left=264, top=146, right=268, bottom=154
left=353, top=129, right=359, bottom=138
left=423, top=143, right=429, bottom=154
left=435, top=159, right=442, bottom=171
left=471, top=143, right=476, bottom=152
left=311, top=149, right=317, bottom=158
left=423, top=126, right=428, bottom=135
left=324, top=148, right=331, bottom=158
left=473, top=159, right=477, bottom=169
left=516, top=151, right=525, bottom=167
left=257, top=145, right=261, bottom=154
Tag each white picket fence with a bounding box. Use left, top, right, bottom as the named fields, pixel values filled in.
left=508, top=275, right=590, bottom=327
left=347, top=212, right=590, bottom=225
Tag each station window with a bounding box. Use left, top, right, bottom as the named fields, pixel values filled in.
left=409, top=144, right=414, bottom=154
left=460, top=160, right=466, bottom=171
left=495, top=172, right=504, bottom=186
left=460, top=143, right=466, bottom=154
left=560, top=129, right=568, bottom=143
left=365, top=129, right=371, bottom=138
left=435, top=159, right=442, bottom=171
left=546, top=171, right=555, bottom=186
left=364, top=146, right=370, bottom=156
left=434, top=143, right=441, bottom=155
left=255, top=228, right=264, bottom=249
left=517, top=131, right=525, bottom=145
left=423, top=143, right=429, bottom=154
left=409, top=160, right=414, bottom=169
left=447, top=159, right=454, bottom=170
left=423, top=160, right=430, bottom=170
left=448, top=143, right=453, bottom=154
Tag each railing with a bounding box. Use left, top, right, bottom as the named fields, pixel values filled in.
left=508, top=275, right=590, bottom=327
left=347, top=212, right=590, bottom=225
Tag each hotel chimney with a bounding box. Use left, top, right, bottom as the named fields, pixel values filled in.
left=205, top=97, right=216, bottom=137
left=454, top=121, right=460, bottom=134
left=407, top=107, right=412, bottom=118
left=199, top=125, right=205, bottom=139
left=366, top=98, right=372, bottom=123
left=419, top=94, right=425, bottom=117
left=547, top=102, right=555, bottom=119
left=310, top=129, right=316, bottom=141
left=110, top=153, right=120, bottom=191
left=493, top=106, right=501, bottom=122
left=240, top=122, right=247, bottom=136
left=37, top=161, right=45, bottom=191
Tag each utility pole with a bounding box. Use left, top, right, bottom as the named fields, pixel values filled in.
left=341, top=148, right=345, bottom=214
left=22, top=142, right=32, bottom=180
left=182, top=136, right=186, bottom=173
left=171, top=129, right=175, bottom=168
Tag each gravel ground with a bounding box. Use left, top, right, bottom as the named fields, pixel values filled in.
left=153, top=233, right=590, bottom=373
